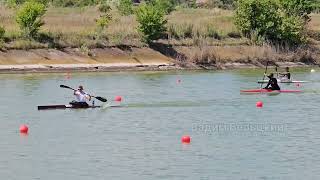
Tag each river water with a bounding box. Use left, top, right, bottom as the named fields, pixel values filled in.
left=0, top=69, right=319, bottom=180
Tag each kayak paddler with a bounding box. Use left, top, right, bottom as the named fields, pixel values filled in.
left=264, top=73, right=281, bottom=90
left=279, top=67, right=291, bottom=80
left=69, top=85, right=91, bottom=107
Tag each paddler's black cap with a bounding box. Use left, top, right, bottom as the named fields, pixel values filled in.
left=267, top=73, right=274, bottom=78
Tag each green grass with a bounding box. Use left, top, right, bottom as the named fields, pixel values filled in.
left=0, top=6, right=319, bottom=50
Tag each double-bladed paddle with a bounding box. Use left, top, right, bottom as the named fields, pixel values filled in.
left=60, top=85, right=107, bottom=102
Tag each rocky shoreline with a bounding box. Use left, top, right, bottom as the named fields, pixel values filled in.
left=0, top=61, right=316, bottom=74
left=0, top=46, right=318, bottom=73
left=0, top=63, right=178, bottom=73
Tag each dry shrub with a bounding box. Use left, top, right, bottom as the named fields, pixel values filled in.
left=7, top=39, right=47, bottom=50
left=188, top=46, right=217, bottom=65
left=167, top=8, right=237, bottom=40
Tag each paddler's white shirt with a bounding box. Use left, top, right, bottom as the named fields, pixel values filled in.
left=74, top=90, right=89, bottom=102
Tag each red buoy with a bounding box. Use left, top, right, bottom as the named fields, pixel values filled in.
left=295, top=83, right=301, bottom=87
left=181, top=135, right=191, bottom=143
left=19, top=125, right=28, bottom=134
left=256, top=101, right=263, bottom=108
left=114, top=96, right=122, bottom=102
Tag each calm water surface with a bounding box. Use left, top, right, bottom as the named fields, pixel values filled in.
left=0, top=68, right=320, bottom=180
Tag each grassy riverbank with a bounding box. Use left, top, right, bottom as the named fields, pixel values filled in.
left=0, top=5, right=320, bottom=68
left=0, top=7, right=243, bottom=47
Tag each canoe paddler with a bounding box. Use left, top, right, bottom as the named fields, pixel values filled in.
left=279, top=67, right=291, bottom=81
left=69, top=85, right=91, bottom=107
left=264, top=73, right=281, bottom=90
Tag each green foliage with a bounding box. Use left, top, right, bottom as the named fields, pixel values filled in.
left=235, top=0, right=311, bottom=45
left=312, top=1, right=320, bottom=12
left=136, top=3, right=167, bottom=43
left=117, top=0, right=133, bottom=16
left=279, top=0, right=314, bottom=21
left=0, top=26, right=5, bottom=41
left=235, top=0, right=280, bottom=39
left=96, top=14, right=112, bottom=30
left=16, top=1, right=46, bottom=38
left=148, top=0, right=176, bottom=14
left=96, top=2, right=112, bottom=40
left=277, top=14, right=306, bottom=44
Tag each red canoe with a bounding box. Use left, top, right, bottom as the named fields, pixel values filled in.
left=240, top=89, right=302, bottom=94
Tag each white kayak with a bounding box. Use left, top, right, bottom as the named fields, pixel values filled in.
left=257, top=79, right=308, bottom=84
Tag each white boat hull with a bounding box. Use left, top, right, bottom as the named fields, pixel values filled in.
left=257, top=79, right=308, bottom=84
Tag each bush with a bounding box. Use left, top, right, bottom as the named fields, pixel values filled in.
left=279, top=0, right=314, bottom=21
left=136, top=3, right=167, bottom=43
left=235, top=0, right=280, bottom=39
left=277, top=14, right=306, bottom=44
left=117, top=0, right=133, bottom=16
left=16, top=1, right=46, bottom=38
left=235, top=0, right=310, bottom=45
left=96, top=14, right=112, bottom=31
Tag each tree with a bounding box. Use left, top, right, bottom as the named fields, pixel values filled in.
left=235, top=0, right=311, bottom=45
left=235, top=0, right=280, bottom=39
left=16, top=1, right=46, bottom=38
left=279, top=0, right=314, bottom=21
left=136, top=3, right=167, bottom=43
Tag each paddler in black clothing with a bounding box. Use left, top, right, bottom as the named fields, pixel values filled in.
left=264, top=73, right=281, bottom=90
left=279, top=67, right=291, bottom=80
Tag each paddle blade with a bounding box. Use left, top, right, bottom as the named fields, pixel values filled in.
left=60, top=85, right=71, bottom=89
left=60, top=85, right=74, bottom=90
left=95, top=96, right=107, bottom=102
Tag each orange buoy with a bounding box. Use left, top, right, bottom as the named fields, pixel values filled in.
left=181, top=135, right=191, bottom=144
left=19, top=125, right=28, bottom=134
left=256, top=101, right=263, bottom=108
left=114, top=96, right=122, bottom=102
